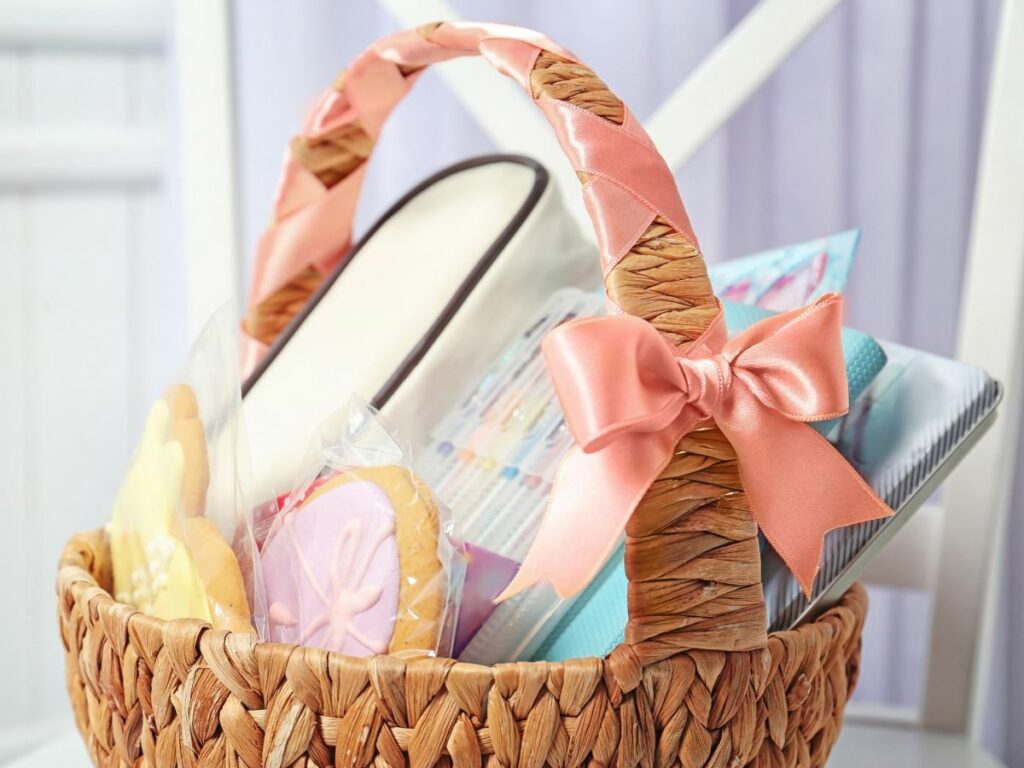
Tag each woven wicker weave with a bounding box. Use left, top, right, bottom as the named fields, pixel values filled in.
left=58, top=22, right=867, bottom=768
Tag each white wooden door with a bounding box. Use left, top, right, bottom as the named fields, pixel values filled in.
left=0, top=0, right=182, bottom=758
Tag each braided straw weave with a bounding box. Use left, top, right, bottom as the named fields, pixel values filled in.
left=59, top=22, right=867, bottom=767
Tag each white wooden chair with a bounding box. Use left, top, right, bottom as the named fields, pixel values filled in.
left=7, top=0, right=1021, bottom=765
left=830, top=0, right=1023, bottom=763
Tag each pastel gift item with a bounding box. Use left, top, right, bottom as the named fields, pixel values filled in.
left=422, top=288, right=605, bottom=663
left=532, top=299, right=888, bottom=661
left=242, top=156, right=599, bottom=507
left=261, top=466, right=451, bottom=656
left=710, top=228, right=860, bottom=311
left=107, top=393, right=253, bottom=633
left=453, top=543, right=520, bottom=657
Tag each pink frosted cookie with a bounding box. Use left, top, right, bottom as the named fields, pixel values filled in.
left=261, top=479, right=401, bottom=656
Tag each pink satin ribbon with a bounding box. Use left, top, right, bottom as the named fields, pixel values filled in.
left=242, top=22, right=697, bottom=371
left=498, top=293, right=893, bottom=601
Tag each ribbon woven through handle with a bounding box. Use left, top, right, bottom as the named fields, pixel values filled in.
left=242, top=21, right=699, bottom=371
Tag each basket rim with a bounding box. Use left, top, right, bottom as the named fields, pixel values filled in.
left=59, top=528, right=868, bottom=674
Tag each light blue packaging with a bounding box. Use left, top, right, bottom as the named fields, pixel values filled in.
left=532, top=299, right=887, bottom=662
left=709, top=229, right=860, bottom=310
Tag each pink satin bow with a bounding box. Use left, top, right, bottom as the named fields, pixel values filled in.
left=498, top=293, right=892, bottom=601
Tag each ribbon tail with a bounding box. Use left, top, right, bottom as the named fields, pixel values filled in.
left=721, top=393, right=892, bottom=598
left=496, top=422, right=687, bottom=602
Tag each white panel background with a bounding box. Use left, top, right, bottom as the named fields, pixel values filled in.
left=0, top=8, right=183, bottom=755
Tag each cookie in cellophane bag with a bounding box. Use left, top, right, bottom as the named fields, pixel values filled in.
left=106, top=307, right=265, bottom=635
left=258, top=398, right=464, bottom=658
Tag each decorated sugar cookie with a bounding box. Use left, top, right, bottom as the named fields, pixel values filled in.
left=107, top=390, right=252, bottom=633
left=261, top=466, right=448, bottom=656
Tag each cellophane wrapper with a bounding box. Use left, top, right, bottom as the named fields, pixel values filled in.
left=257, top=398, right=464, bottom=658
left=107, top=306, right=266, bottom=636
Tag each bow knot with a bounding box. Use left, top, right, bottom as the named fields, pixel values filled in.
left=678, top=353, right=733, bottom=418
left=498, top=293, right=892, bottom=602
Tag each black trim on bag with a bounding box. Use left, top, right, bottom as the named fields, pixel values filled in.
left=242, top=154, right=550, bottom=405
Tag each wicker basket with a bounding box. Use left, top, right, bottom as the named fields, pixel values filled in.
left=58, top=22, right=867, bottom=768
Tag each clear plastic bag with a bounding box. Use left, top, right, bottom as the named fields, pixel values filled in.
left=106, top=307, right=265, bottom=635
left=258, top=398, right=464, bottom=658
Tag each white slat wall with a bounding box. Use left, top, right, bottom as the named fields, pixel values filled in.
left=0, top=1, right=181, bottom=753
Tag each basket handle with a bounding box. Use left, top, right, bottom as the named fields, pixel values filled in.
left=242, top=22, right=711, bottom=354
left=243, top=21, right=767, bottom=668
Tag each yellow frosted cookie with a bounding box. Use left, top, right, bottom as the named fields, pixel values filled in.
left=182, top=517, right=253, bottom=634
left=107, top=392, right=252, bottom=632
